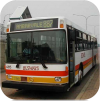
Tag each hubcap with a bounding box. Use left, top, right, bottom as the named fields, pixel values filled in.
left=79, top=70, right=82, bottom=80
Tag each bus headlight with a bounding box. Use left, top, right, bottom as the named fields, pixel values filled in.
left=7, top=75, right=12, bottom=79
left=55, top=77, right=62, bottom=82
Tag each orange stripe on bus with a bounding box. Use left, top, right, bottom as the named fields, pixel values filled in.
left=75, top=59, right=92, bottom=76
left=6, top=75, right=68, bottom=84
left=75, top=70, right=79, bottom=76
left=6, top=70, right=68, bottom=76
left=83, top=60, right=92, bottom=69
left=83, top=57, right=92, bottom=66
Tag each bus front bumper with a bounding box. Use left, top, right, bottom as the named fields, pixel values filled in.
left=2, top=81, right=69, bottom=92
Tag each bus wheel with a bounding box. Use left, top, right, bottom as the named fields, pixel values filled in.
left=93, top=56, right=96, bottom=67
left=76, top=66, right=83, bottom=86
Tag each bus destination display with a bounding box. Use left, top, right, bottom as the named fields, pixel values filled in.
left=10, top=18, right=58, bottom=31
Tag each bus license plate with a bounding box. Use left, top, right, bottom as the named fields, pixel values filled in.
left=12, top=76, right=21, bottom=81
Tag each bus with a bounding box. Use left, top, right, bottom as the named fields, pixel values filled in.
left=2, top=17, right=97, bottom=92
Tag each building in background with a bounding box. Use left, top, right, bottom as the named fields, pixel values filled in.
left=10, top=6, right=32, bottom=20
left=0, top=23, right=7, bottom=42
left=0, top=6, right=32, bottom=41
left=0, top=23, right=7, bottom=70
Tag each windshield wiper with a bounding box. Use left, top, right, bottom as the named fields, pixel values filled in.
left=16, top=60, right=20, bottom=68
left=16, top=56, right=27, bottom=68
left=33, top=54, right=48, bottom=69
left=39, top=55, right=48, bottom=69
left=40, top=57, right=48, bottom=69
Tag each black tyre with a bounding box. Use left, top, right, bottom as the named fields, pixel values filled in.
left=76, top=65, right=83, bottom=86
left=93, top=56, right=96, bottom=68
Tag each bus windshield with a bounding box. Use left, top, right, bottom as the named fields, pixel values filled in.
left=7, top=30, right=67, bottom=64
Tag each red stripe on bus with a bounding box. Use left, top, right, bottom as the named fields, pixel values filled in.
left=75, top=64, right=80, bottom=71
left=83, top=57, right=92, bottom=65
left=6, top=70, right=68, bottom=76
left=64, top=56, right=92, bottom=71
left=75, top=56, right=93, bottom=71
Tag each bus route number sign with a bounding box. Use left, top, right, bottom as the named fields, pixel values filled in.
left=10, top=18, right=58, bottom=31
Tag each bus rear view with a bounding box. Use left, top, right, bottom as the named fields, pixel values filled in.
left=2, top=17, right=69, bottom=92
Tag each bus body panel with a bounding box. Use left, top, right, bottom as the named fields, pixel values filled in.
left=5, top=64, right=69, bottom=84
left=75, top=49, right=97, bottom=83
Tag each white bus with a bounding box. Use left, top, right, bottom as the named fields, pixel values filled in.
left=2, top=17, right=97, bottom=92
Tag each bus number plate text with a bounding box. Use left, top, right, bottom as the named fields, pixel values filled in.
left=23, top=66, right=39, bottom=71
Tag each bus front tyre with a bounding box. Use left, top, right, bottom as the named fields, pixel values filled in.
left=76, top=68, right=83, bottom=86
left=93, top=56, right=96, bottom=67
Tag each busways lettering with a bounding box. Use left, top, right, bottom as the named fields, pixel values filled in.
left=81, top=52, right=85, bottom=58
left=23, top=66, right=39, bottom=71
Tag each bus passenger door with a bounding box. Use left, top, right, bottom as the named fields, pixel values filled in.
left=69, top=41, right=75, bottom=87
left=67, top=26, right=75, bottom=87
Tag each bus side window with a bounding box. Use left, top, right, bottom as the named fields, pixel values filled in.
left=95, top=39, right=97, bottom=49
left=83, top=33, right=87, bottom=50
left=75, top=30, right=83, bottom=51
left=91, top=40, right=93, bottom=49
left=92, top=38, right=95, bottom=49
left=67, top=26, right=75, bottom=57
left=88, top=36, right=91, bottom=49
left=83, top=40, right=86, bottom=50
left=93, top=40, right=95, bottom=49
left=69, top=28, right=75, bottom=41
left=86, top=34, right=88, bottom=50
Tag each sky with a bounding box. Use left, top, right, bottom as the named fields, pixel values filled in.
left=0, top=0, right=100, bottom=43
